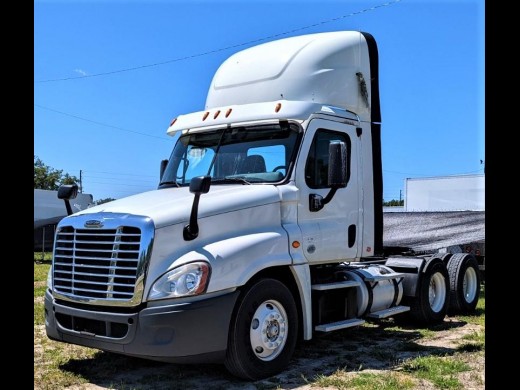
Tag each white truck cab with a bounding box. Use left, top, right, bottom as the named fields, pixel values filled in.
left=45, top=31, right=480, bottom=380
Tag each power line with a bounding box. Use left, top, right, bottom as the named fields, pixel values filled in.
left=84, top=169, right=157, bottom=177
left=384, top=169, right=437, bottom=176
left=35, top=0, right=402, bottom=83
left=87, top=181, right=157, bottom=188
left=34, top=104, right=172, bottom=141
left=383, top=168, right=484, bottom=177
left=60, top=168, right=157, bottom=178
left=84, top=175, right=157, bottom=183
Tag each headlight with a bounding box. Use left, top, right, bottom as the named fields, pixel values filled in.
left=148, top=261, right=210, bottom=301
left=46, top=266, right=53, bottom=291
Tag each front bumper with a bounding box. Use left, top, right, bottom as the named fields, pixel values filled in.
left=44, top=289, right=239, bottom=363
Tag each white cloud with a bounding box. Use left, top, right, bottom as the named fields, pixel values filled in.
left=74, top=69, right=88, bottom=76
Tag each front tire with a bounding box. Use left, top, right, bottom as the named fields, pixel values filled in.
left=447, top=253, right=480, bottom=314
left=224, top=279, right=298, bottom=380
left=409, top=260, right=449, bottom=325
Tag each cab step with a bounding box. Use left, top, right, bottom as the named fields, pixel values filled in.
left=367, top=305, right=410, bottom=319
left=315, top=318, right=365, bottom=332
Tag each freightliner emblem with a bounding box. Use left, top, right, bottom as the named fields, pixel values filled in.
left=84, top=219, right=104, bottom=228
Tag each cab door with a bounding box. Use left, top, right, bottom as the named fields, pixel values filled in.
left=295, top=118, right=361, bottom=263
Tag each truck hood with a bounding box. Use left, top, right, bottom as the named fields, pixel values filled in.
left=74, top=185, right=281, bottom=228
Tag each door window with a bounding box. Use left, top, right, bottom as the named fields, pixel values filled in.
left=304, top=129, right=351, bottom=189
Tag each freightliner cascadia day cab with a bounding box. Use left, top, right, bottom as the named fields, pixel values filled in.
left=45, top=31, right=481, bottom=380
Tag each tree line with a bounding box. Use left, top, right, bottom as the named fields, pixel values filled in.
left=34, top=156, right=78, bottom=190
left=34, top=156, right=115, bottom=204
left=383, top=199, right=404, bottom=207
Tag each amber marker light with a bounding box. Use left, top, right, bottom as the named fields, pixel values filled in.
left=225, top=108, right=233, bottom=117
left=169, top=118, right=177, bottom=126
left=275, top=103, right=282, bottom=113
left=213, top=110, right=221, bottom=119
left=202, top=111, right=210, bottom=120
left=292, top=241, right=300, bottom=249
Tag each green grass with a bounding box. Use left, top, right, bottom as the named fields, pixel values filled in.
left=384, top=324, right=435, bottom=340
left=34, top=263, right=50, bottom=325
left=34, top=303, right=45, bottom=325
left=313, top=370, right=415, bottom=390
left=34, top=262, right=51, bottom=283
left=415, top=328, right=435, bottom=338
left=461, top=331, right=484, bottom=343
left=402, top=355, right=470, bottom=389
left=349, top=372, right=415, bottom=390
left=457, top=285, right=485, bottom=326
left=35, top=329, right=98, bottom=389
left=34, top=285, right=48, bottom=298
left=34, top=251, right=52, bottom=263
left=457, top=331, right=485, bottom=352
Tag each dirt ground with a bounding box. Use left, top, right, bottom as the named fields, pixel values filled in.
left=34, top=313, right=484, bottom=390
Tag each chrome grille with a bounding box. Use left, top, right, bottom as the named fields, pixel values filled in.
left=53, top=226, right=142, bottom=300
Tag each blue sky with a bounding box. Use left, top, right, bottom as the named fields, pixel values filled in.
left=34, top=0, right=484, bottom=202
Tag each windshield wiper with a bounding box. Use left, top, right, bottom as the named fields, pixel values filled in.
left=206, top=125, right=230, bottom=176
left=212, top=177, right=251, bottom=185
left=159, top=180, right=181, bottom=188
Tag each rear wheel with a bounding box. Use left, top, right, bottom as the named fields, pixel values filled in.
left=447, top=253, right=480, bottom=314
left=224, top=279, right=298, bottom=380
left=409, top=260, right=449, bottom=325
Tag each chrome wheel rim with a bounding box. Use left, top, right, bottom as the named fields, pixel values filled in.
left=250, top=300, right=288, bottom=361
left=463, top=267, right=478, bottom=303
left=429, top=272, right=446, bottom=313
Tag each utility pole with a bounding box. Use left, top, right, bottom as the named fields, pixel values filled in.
left=79, top=170, right=83, bottom=193
left=399, top=189, right=402, bottom=204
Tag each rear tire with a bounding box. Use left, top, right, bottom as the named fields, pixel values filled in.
left=224, top=279, right=298, bottom=380
left=447, top=253, right=480, bottom=314
left=409, top=260, right=449, bottom=325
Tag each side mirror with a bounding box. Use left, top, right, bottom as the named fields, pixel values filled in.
left=159, top=159, right=168, bottom=180
left=189, top=175, right=211, bottom=195
left=57, top=184, right=78, bottom=200
left=57, top=184, right=78, bottom=216
left=327, top=141, right=347, bottom=188
left=184, top=176, right=211, bottom=241
left=309, top=141, right=348, bottom=212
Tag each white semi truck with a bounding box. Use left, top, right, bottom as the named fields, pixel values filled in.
left=45, top=31, right=481, bottom=380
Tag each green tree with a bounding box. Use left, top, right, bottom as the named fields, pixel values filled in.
left=95, top=197, right=116, bottom=205
left=34, top=156, right=78, bottom=190
left=383, top=199, right=404, bottom=207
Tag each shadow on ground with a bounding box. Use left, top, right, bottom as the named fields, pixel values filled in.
left=59, top=318, right=468, bottom=389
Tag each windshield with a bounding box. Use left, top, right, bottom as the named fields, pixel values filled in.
left=159, top=122, right=301, bottom=187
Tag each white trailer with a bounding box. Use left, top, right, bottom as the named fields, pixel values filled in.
left=34, top=189, right=93, bottom=229
left=34, top=189, right=94, bottom=251
left=404, top=174, right=484, bottom=212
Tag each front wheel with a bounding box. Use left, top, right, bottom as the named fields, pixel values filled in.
left=409, top=260, right=449, bottom=325
left=224, top=279, right=298, bottom=380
